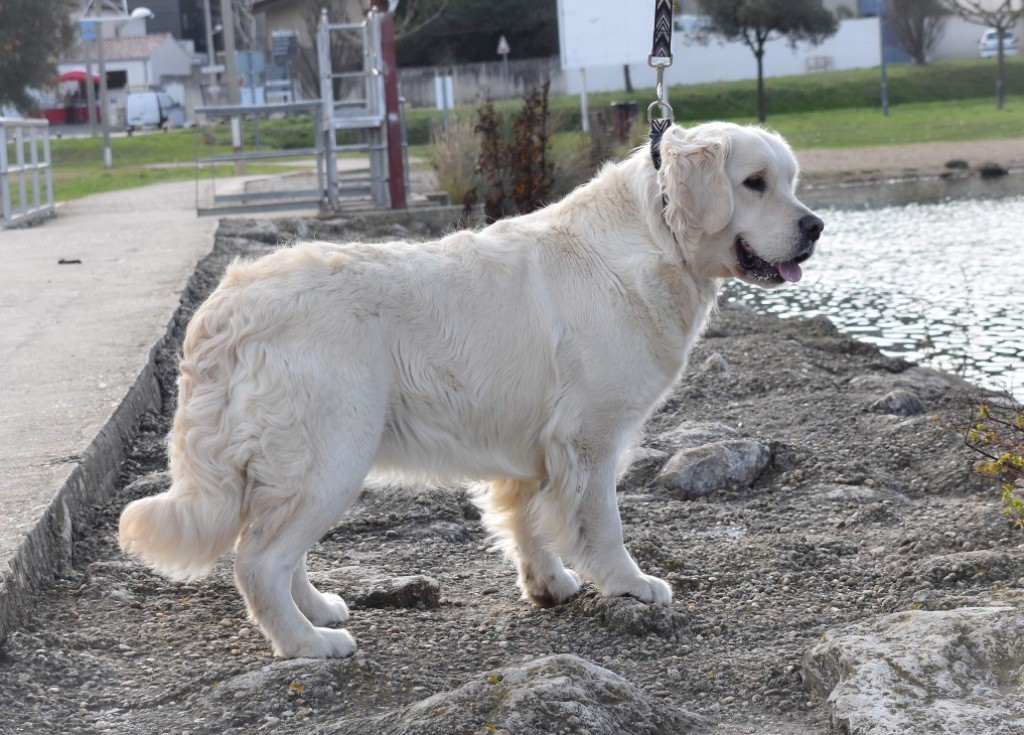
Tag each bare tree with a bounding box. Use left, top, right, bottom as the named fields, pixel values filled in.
left=695, top=0, right=838, bottom=122
left=940, top=0, right=1024, bottom=108
left=888, top=0, right=948, bottom=64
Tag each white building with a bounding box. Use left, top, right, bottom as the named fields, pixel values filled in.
left=56, top=32, right=195, bottom=126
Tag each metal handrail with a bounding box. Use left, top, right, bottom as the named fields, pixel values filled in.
left=0, top=118, right=55, bottom=229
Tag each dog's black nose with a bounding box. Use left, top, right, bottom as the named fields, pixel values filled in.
left=799, top=214, right=825, bottom=241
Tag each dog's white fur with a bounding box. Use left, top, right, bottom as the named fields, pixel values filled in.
left=119, top=122, right=821, bottom=658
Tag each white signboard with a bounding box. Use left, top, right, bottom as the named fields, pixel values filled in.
left=557, top=0, right=659, bottom=70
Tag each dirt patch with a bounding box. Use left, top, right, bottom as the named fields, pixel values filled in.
left=1, top=218, right=1020, bottom=734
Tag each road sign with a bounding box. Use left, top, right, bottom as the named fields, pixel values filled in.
left=497, top=35, right=510, bottom=55
left=80, top=20, right=96, bottom=41
left=201, top=65, right=226, bottom=75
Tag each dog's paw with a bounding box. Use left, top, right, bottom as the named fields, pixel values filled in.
left=301, top=592, right=350, bottom=626
left=275, top=628, right=357, bottom=659
left=602, top=572, right=673, bottom=605
left=520, top=568, right=581, bottom=607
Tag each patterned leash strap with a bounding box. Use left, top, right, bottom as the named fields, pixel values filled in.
left=648, top=0, right=675, bottom=170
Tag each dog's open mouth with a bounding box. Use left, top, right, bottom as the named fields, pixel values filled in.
left=735, top=236, right=806, bottom=284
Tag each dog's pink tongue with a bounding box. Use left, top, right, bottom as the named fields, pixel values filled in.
left=776, top=261, right=802, bottom=283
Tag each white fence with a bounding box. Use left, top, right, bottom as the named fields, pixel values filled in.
left=1, top=118, right=55, bottom=230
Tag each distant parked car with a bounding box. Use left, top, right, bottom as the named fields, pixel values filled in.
left=979, top=28, right=1018, bottom=58
left=126, top=91, right=186, bottom=132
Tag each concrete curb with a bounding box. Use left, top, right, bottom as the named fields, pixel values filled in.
left=0, top=312, right=173, bottom=644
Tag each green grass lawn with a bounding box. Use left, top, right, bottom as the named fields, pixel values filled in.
left=406, top=55, right=1024, bottom=144
left=689, top=96, right=1024, bottom=149
left=37, top=129, right=303, bottom=201
left=9, top=57, right=1021, bottom=203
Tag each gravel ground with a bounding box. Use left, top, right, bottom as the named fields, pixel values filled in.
left=1, top=215, right=1019, bottom=735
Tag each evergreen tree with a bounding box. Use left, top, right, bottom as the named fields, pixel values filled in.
left=0, top=0, right=74, bottom=113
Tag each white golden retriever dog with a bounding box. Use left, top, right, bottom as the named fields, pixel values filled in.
left=120, top=122, right=823, bottom=658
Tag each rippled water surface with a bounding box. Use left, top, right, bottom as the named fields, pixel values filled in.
left=724, top=175, right=1024, bottom=393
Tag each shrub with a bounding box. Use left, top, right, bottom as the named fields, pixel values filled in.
left=427, top=115, right=483, bottom=207
left=428, top=85, right=644, bottom=216
left=959, top=393, right=1024, bottom=527
left=467, top=84, right=555, bottom=222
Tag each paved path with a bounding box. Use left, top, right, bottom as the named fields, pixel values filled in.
left=0, top=181, right=216, bottom=640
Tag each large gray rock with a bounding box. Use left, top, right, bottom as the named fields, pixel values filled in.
left=803, top=604, right=1024, bottom=735
left=319, top=654, right=707, bottom=735
left=309, top=567, right=441, bottom=609
left=914, top=550, right=1024, bottom=588
left=352, top=574, right=441, bottom=610
left=572, top=590, right=689, bottom=638
left=870, top=388, right=926, bottom=417
left=617, top=446, right=670, bottom=490
left=653, top=439, right=771, bottom=499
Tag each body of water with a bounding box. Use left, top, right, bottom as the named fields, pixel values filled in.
left=725, top=174, right=1024, bottom=394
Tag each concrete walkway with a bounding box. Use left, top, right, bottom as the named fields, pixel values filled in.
left=0, top=181, right=217, bottom=642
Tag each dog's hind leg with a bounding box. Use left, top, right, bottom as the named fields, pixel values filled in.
left=291, top=553, right=349, bottom=626
left=234, top=427, right=377, bottom=658
left=536, top=440, right=672, bottom=606
left=481, top=479, right=580, bottom=606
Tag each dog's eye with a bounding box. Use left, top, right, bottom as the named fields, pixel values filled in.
left=743, top=175, right=767, bottom=193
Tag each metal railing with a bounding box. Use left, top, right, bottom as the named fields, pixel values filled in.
left=0, top=118, right=55, bottom=229
left=194, top=100, right=326, bottom=216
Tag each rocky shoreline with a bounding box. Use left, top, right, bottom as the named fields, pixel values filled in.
left=1, top=215, right=1021, bottom=735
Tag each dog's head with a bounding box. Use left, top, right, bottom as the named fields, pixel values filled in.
left=656, top=122, right=823, bottom=287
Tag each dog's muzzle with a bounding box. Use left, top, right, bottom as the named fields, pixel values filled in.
left=735, top=214, right=824, bottom=284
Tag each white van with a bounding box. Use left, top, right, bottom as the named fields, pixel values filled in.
left=126, top=91, right=186, bottom=131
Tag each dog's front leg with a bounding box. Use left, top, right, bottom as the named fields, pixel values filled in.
left=570, top=458, right=673, bottom=605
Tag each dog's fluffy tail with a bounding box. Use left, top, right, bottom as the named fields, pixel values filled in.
left=119, top=285, right=250, bottom=581
left=119, top=469, right=244, bottom=581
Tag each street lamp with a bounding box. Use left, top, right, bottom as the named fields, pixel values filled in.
left=81, top=2, right=154, bottom=168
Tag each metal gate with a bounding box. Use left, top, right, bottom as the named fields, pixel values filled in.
left=194, top=100, right=326, bottom=216
left=317, top=7, right=408, bottom=209
left=194, top=6, right=406, bottom=216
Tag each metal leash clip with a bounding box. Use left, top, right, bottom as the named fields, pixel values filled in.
left=646, top=59, right=674, bottom=124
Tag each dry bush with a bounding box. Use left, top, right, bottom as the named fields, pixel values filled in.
left=428, top=115, right=483, bottom=207
left=427, top=89, right=646, bottom=217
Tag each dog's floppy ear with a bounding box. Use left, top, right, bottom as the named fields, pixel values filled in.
left=657, top=126, right=733, bottom=243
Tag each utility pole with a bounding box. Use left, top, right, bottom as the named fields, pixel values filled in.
left=219, top=0, right=244, bottom=172
left=82, top=21, right=98, bottom=137
left=879, top=0, right=889, bottom=116
left=97, top=24, right=112, bottom=167
left=370, top=0, right=407, bottom=210
left=202, top=0, right=218, bottom=96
